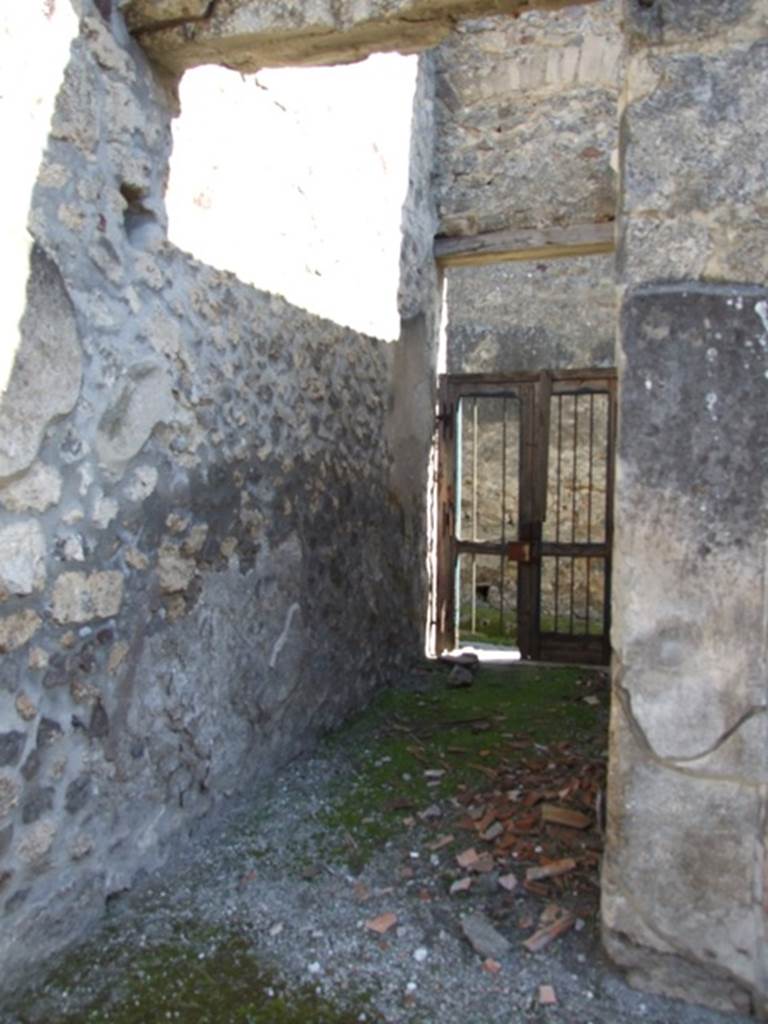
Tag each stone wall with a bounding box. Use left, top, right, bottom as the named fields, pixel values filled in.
left=432, top=0, right=621, bottom=238
left=434, top=2, right=620, bottom=377
left=123, top=0, right=603, bottom=74
left=603, top=0, right=768, bottom=1014
left=445, top=255, right=615, bottom=374
left=0, top=2, right=420, bottom=988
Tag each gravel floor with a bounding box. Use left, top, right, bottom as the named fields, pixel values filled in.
left=0, top=665, right=753, bottom=1024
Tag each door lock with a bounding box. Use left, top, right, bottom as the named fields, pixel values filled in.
left=506, top=541, right=532, bottom=563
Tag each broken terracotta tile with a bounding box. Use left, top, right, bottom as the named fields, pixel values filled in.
left=474, top=809, right=497, bottom=834
left=353, top=881, right=370, bottom=902
left=538, top=984, right=557, bottom=1005
left=524, top=880, right=551, bottom=898
left=525, top=858, right=577, bottom=883
left=427, top=834, right=454, bottom=852
left=365, top=912, right=397, bottom=935
left=482, top=958, right=502, bottom=974
left=540, top=804, right=590, bottom=829
left=456, top=847, right=479, bottom=869
left=457, top=815, right=479, bottom=831
left=522, top=912, right=574, bottom=953
left=385, top=797, right=416, bottom=811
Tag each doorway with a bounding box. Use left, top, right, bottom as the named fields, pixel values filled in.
left=435, top=369, right=616, bottom=664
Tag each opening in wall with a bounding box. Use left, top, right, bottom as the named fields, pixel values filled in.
left=434, top=369, right=616, bottom=665
left=165, top=55, right=418, bottom=341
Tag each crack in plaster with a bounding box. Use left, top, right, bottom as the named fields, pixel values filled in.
left=614, top=674, right=767, bottom=785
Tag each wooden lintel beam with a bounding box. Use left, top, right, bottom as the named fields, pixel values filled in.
left=434, top=222, right=615, bottom=268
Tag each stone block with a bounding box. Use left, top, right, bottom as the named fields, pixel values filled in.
left=603, top=709, right=759, bottom=1010
left=0, top=824, right=13, bottom=858
left=20, top=751, right=41, bottom=782
left=0, top=611, right=42, bottom=655
left=64, top=775, right=92, bottom=815
left=0, top=521, right=46, bottom=596
left=17, top=821, right=55, bottom=869
left=157, top=543, right=195, bottom=593
left=620, top=283, right=768, bottom=539
left=36, top=718, right=63, bottom=751
left=21, top=787, right=54, bottom=825
left=0, top=777, right=19, bottom=822
left=52, top=571, right=124, bottom=623
left=0, top=732, right=25, bottom=768
left=0, top=464, right=62, bottom=513
left=14, top=693, right=38, bottom=723
left=615, top=284, right=768, bottom=760
left=623, top=0, right=761, bottom=47
left=620, top=41, right=768, bottom=284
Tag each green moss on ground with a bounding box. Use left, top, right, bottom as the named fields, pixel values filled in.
left=318, top=663, right=608, bottom=870
left=18, top=928, right=377, bottom=1024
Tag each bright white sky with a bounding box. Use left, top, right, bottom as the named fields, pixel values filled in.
left=167, top=54, right=419, bottom=341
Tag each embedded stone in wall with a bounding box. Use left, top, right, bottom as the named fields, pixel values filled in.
left=157, top=543, right=195, bottom=593
left=0, top=733, right=25, bottom=768
left=51, top=571, right=124, bottom=624
left=14, top=693, right=38, bottom=722
left=17, top=821, right=56, bottom=870
left=0, top=463, right=62, bottom=513
left=0, top=522, right=46, bottom=597
left=623, top=0, right=760, bottom=47
left=0, top=611, right=42, bottom=654
left=0, top=777, right=19, bottom=822
left=0, top=246, right=82, bottom=480
left=95, top=363, right=174, bottom=470
left=122, top=0, right=214, bottom=31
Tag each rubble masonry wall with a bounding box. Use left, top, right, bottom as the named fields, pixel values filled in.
left=0, top=1, right=425, bottom=988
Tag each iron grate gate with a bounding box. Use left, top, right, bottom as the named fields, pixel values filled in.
left=435, top=370, right=616, bottom=665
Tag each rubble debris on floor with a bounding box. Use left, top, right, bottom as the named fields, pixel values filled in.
left=0, top=665, right=752, bottom=1024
